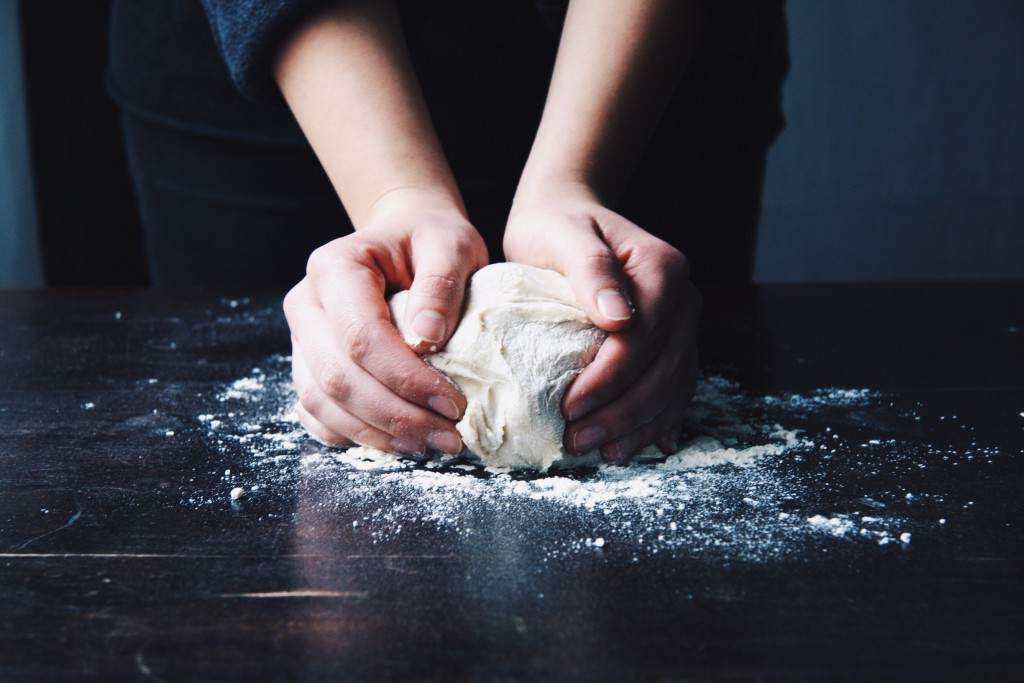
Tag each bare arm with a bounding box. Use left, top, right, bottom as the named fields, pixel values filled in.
left=275, top=0, right=461, bottom=226
left=517, top=0, right=703, bottom=203
left=276, top=0, right=487, bottom=456
left=506, top=0, right=705, bottom=462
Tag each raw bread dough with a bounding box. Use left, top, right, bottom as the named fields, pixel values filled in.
left=390, top=263, right=605, bottom=471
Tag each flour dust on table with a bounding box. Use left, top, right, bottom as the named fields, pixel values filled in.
left=186, top=353, right=1002, bottom=563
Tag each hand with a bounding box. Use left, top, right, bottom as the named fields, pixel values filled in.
left=284, top=195, right=488, bottom=457
left=504, top=182, right=701, bottom=464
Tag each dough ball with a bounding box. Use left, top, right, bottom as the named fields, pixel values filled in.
left=390, top=263, right=605, bottom=470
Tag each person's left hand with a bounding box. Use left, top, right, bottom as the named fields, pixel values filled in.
left=504, top=182, right=701, bottom=463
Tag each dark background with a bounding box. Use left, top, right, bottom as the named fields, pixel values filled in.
left=2, top=0, right=1023, bottom=287
left=19, top=0, right=147, bottom=287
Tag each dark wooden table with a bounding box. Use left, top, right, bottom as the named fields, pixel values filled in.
left=1, top=283, right=1022, bottom=681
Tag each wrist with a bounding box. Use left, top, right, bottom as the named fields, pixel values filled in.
left=512, top=173, right=602, bottom=213
left=363, top=185, right=468, bottom=226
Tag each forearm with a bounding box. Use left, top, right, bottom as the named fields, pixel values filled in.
left=274, top=0, right=464, bottom=227
left=517, top=0, right=704, bottom=204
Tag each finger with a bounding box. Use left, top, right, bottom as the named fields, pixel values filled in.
left=294, top=402, right=431, bottom=460
left=285, top=286, right=464, bottom=452
left=565, top=398, right=679, bottom=465
left=563, top=275, right=699, bottom=423
left=514, top=214, right=636, bottom=332
left=600, top=406, right=681, bottom=465
left=585, top=339, right=697, bottom=457
left=655, top=421, right=684, bottom=456
left=565, top=357, right=694, bottom=458
left=289, top=262, right=466, bottom=422
left=292, top=317, right=464, bottom=453
left=401, top=230, right=485, bottom=353
left=291, top=349, right=355, bottom=448
left=292, top=344, right=432, bottom=458
left=565, top=300, right=699, bottom=454
left=294, top=402, right=354, bottom=448
left=295, top=386, right=430, bottom=460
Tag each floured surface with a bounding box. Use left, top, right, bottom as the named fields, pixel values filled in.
left=189, top=355, right=1004, bottom=562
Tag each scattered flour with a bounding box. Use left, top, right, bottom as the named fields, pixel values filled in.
left=183, top=354, right=987, bottom=562
left=221, top=372, right=267, bottom=401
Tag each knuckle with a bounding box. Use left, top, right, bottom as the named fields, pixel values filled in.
left=307, top=236, right=364, bottom=275
left=382, top=411, right=416, bottom=439
left=502, top=229, right=530, bottom=260
left=282, top=288, right=297, bottom=315
left=305, top=243, right=332, bottom=275
left=413, top=273, right=461, bottom=304
left=340, top=318, right=389, bottom=365
left=630, top=240, right=689, bottom=284
left=297, top=407, right=347, bottom=448
left=349, top=241, right=380, bottom=265
left=590, top=404, right=642, bottom=441
left=295, top=379, right=323, bottom=414
left=391, top=366, right=425, bottom=401
left=350, top=421, right=381, bottom=449
left=282, top=286, right=303, bottom=318
left=316, top=361, right=351, bottom=403
left=614, top=408, right=647, bottom=437
left=317, top=427, right=350, bottom=449
left=660, top=246, right=690, bottom=282
left=463, top=236, right=489, bottom=266
left=442, top=226, right=483, bottom=254
left=583, top=248, right=621, bottom=276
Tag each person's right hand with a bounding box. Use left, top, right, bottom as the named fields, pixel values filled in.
left=283, top=194, right=488, bottom=458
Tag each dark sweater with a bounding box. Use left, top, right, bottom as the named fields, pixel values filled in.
left=107, top=0, right=787, bottom=149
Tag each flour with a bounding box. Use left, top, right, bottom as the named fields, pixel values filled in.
left=221, top=373, right=267, bottom=401
left=191, top=354, right=977, bottom=561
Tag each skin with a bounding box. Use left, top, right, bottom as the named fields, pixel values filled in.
left=276, top=0, right=704, bottom=463
left=276, top=0, right=484, bottom=458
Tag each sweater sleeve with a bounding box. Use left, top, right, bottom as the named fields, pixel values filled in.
left=199, top=0, right=328, bottom=103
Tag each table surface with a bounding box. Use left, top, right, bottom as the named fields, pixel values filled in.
left=1, top=282, right=1022, bottom=681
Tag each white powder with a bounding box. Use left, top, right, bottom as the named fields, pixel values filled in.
left=193, top=354, right=993, bottom=562
left=220, top=370, right=267, bottom=401
left=807, top=514, right=857, bottom=537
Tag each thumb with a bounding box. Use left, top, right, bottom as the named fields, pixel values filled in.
left=552, top=223, right=635, bottom=332
left=402, top=238, right=480, bottom=353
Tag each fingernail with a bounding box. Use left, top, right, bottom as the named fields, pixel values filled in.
left=603, top=435, right=639, bottom=464
left=427, top=430, right=463, bottom=455
left=429, top=395, right=461, bottom=421
left=411, top=309, right=446, bottom=344
left=572, top=425, right=607, bottom=455
left=567, top=397, right=597, bottom=422
left=665, top=428, right=682, bottom=453
left=596, top=288, right=633, bottom=321
left=391, top=437, right=425, bottom=458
